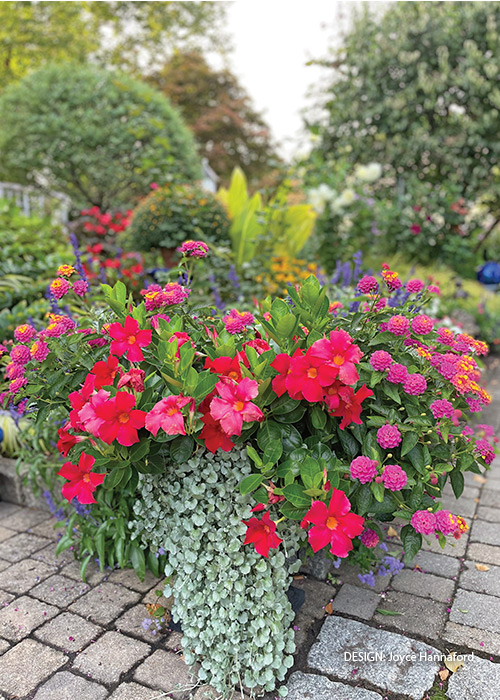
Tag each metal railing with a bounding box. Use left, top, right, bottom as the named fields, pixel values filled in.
left=0, top=182, right=71, bottom=224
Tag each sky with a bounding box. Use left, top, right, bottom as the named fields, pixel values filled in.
left=224, top=1, right=370, bottom=158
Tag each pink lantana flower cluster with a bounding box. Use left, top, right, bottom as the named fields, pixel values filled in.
left=140, top=283, right=190, bottom=310
left=49, top=266, right=89, bottom=300
left=177, top=240, right=210, bottom=258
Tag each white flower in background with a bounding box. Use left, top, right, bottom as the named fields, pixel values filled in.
left=449, top=103, right=466, bottom=116
left=332, top=188, right=356, bottom=211
left=309, top=133, right=321, bottom=144
left=431, top=212, right=445, bottom=228
left=308, top=184, right=336, bottom=214
left=354, top=162, right=383, bottom=183
left=466, top=200, right=489, bottom=225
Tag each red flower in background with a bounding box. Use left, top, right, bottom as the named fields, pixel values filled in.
left=242, top=338, right=271, bottom=355
left=243, top=510, right=282, bottom=557
left=117, top=368, right=145, bottom=392
left=58, top=452, right=105, bottom=504
left=199, top=413, right=235, bottom=453
left=271, top=351, right=297, bottom=397
left=108, top=316, right=152, bottom=362
left=90, top=355, right=120, bottom=389
left=301, top=489, right=364, bottom=557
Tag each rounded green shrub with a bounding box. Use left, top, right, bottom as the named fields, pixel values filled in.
left=0, top=63, right=201, bottom=210
left=127, top=183, right=231, bottom=253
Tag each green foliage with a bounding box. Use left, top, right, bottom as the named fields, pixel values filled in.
left=150, top=50, right=280, bottom=187
left=217, top=168, right=264, bottom=269
left=217, top=168, right=316, bottom=270
left=0, top=64, right=201, bottom=210
left=0, top=410, right=28, bottom=456
left=0, top=198, right=70, bottom=340
left=300, top=154, right=484, bottom=273
left=0, top=2, right=228, bottom=89
left=313, top=2, right=500, bottom=215
left=126, top=183, right=230, bottom=253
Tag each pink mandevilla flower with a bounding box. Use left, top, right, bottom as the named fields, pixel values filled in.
left=145, top=395, right=194, bottom=437
left=210, top=378, right=263, bottom=436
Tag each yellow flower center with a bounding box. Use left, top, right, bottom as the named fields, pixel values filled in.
left=234, top=400, right=245, bottom=412
left=307, top=367, right=318, bottom=379
left=119, top=412, right=130, bottom=424
left=128, top=335, right=136, bottom=344
left=333, top=355, right=345, bottom=366
left=326, top=516, right=338, bottom=530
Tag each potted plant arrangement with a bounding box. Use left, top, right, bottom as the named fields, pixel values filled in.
left=3, top=249, right=494, bottom=697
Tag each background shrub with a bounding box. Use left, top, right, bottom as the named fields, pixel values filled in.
left=0, top=63, right=201, bottom=210
left=127, top=183, right=231, bottom=255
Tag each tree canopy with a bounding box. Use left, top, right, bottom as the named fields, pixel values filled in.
left=311, top=2, right=500, bottom=208
left=0, top=63, right=201, bottom=209
left=0, top=1, right=228, bottom=89
left=150, top=50, right=280, bottom=186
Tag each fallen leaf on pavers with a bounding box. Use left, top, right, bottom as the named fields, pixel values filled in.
left=387, top=526, right=400, bottom=539
left=376, top=609, right=405, bottom=616
left=474, top=498, right=480, bottom=503
left=473, top=475, right=487, bottom=484
left=458, top=609, right=468, bottom=614
left=445, top=653, right=465, bottom=673
left=439, top=669, right=450, bottom=681
left=475, top=563, right=490, bottom=572
left=293, top=575, right=304, bottom=580
left=325, top=602, right=333, bottom=615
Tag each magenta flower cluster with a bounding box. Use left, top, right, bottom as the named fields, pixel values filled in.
left=387, top=315, right=410, bottom=336
left=403, top=373, right=427, bottom=396
left=386, top=363, right=408, bottom=384
left=430, top=399, right=454, bottom=419
left=350, top=456, right=378, bottom=484
left=381, top=464, right=407, bottom=491
left=369, top=351, right=393, bottom=371
left=376, top=424, right=402, bottom=449
left=357, top=275, right=378, bottom=294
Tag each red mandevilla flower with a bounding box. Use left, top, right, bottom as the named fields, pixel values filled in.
left=80, top=391, right=146, bottom=446
left=108, top=316, right=152, bottom=362
left=68, top=374, right=96, bottom=431
left=324, top=382, right=373, bottom=429
left=205, top=355, right=244, bottom=382
left=270, top=349, right=303, bottom=397
left=90, top=355, right=120, bottom=389
left=117, top=368, right=145, bottom=392
left=199, top=413, right=235, bottom=453
left=285, top=352, right=336, bottom=402
left=243, top=510, right=283, bottom=557
left=307, top=329, right=363, bottom=386
left=56, top=424, right=84, bottom=457
left=57, top=453, right=105, bottom=504
left=301, top=489, right=364, bottom=558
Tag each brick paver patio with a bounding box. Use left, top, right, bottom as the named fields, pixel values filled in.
left=1, top=369, right=500, bottom=699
